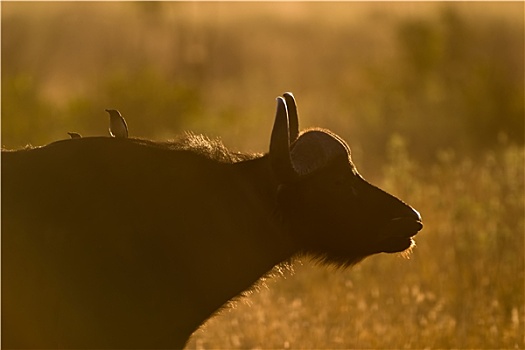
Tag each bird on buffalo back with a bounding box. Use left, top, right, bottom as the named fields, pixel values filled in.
left=105, top=109, right=129, bottom=138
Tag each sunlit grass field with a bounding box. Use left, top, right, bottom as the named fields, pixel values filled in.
left=2, top=2, right=524, bottom=349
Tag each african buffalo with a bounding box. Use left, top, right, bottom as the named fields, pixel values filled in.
left=2, top=93, right=422, bottom=349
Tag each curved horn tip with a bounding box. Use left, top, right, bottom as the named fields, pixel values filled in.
left=270, top=96, right=298, bottom=182
left=276, top=96, right=286, bottom=107
left=272, top=97, right=289, bottom=142
left=282, top=92, right=299, bottom=144
left=275, top=96, right=288, bottom=119
left=274, top=96, right=289, bottom=134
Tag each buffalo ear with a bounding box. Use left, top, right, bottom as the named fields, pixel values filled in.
left=290, top=130, right=351, bottom=176
left=283, top=92, right=299, bottom=144
left=270, top=97, right=298, bottom=183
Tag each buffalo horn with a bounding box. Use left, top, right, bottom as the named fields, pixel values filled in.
left=283, top=92, right=299, bottom=144
left=270, top=97, right=298, bottom=183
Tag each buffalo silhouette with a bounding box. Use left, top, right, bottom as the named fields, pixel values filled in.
left=2, top=93, right=422, bottom=349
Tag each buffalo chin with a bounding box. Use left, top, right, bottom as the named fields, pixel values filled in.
left=381, top=237, right=415, bottom=254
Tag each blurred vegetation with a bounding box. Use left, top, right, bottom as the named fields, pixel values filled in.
left=2, top=2, right=524, bottom=349
left=2, top=3, right=523, bottom=164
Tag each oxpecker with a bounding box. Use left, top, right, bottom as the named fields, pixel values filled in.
left=67, top=132, right=82, bottom=139
left=105, top=109, right=129, bottom=138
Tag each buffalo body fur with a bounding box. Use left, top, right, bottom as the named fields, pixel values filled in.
left=2, top=93, right=422, bottom=349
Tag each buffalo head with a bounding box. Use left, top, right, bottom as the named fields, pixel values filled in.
left=270, top=93, right=422, bottom=266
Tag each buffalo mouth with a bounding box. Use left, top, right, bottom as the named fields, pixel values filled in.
left=379, top=217, right=423, bottom=253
